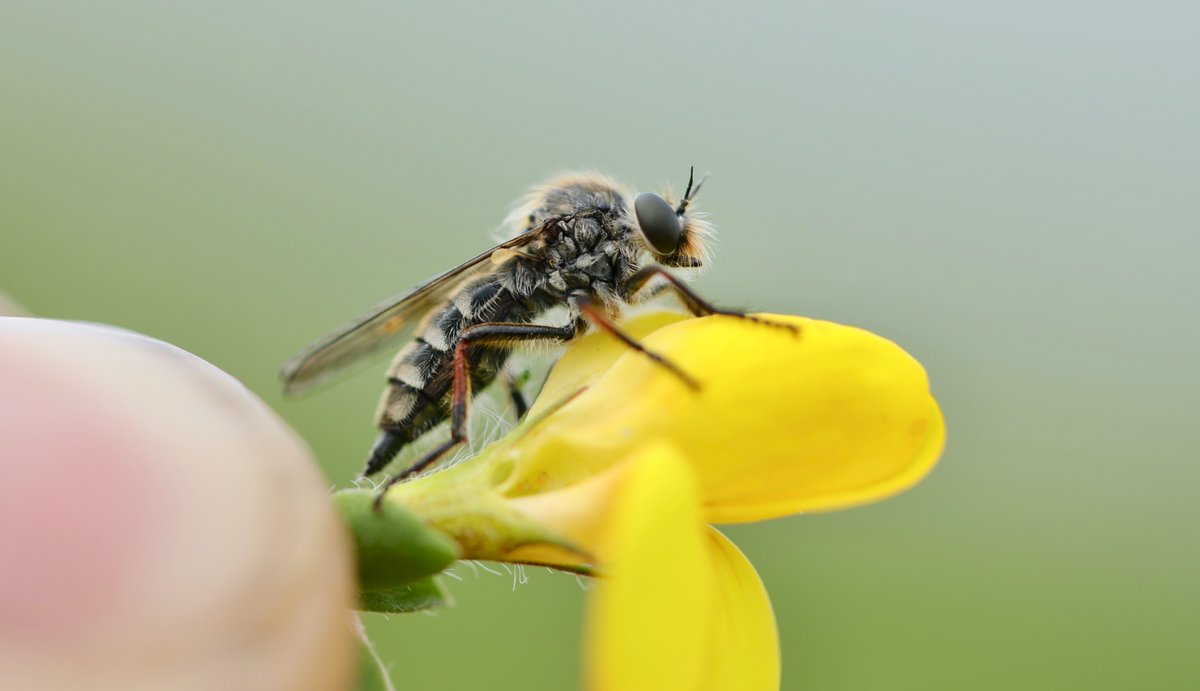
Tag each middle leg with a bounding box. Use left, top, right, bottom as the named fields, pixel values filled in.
left=569, top=294, right=701, bottom=390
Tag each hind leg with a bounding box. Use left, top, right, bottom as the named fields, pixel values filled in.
left=372, top=321, right=576, bottom=508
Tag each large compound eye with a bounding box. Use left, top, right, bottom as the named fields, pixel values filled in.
left=634, top=192, right=683, bottom=255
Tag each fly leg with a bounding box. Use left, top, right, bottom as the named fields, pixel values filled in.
left=373, top=321, right=577, bottom=508
left=569, top=294, right=701, bottom=390
left=624, top=266, right=800, bottom=335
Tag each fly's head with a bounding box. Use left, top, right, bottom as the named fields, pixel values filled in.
left=631, top=168, right=714, bottom=270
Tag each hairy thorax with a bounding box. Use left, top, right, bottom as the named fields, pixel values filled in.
left=504, top=210, right=641, bottom=314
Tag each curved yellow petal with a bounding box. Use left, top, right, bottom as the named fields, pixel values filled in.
left=702, top=528, right=779, bottom=691
left=501, top=314, right=945, bottom=523
left=584, top=443, right=710, bottom=691
left=529, top=311, right=689, bottom=418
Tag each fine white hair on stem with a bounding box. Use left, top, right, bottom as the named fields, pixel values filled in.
left=474, top=561, right=504, bottom=577
left=510, top=564, right=529, bottom=592
left=353, top=474, right=386, bottom=492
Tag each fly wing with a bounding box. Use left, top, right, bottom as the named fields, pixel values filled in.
left=279, top=231, right=543, bottom=396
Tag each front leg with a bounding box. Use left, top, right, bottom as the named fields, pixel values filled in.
left=624, top=266, right=799, bottom=334
left=373, top=321, right=577, bottom=508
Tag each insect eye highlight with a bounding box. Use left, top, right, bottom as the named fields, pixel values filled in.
left=634, top=192, right=683, bottom=255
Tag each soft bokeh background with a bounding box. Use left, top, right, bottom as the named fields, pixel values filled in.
left=3, top=2, right=1196, bottom=689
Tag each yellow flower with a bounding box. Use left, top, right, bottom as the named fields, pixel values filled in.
left=378, top=312, right=945, bottom=690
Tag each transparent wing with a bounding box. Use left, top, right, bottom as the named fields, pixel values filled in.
left=279, top=231, right=542, bottom=396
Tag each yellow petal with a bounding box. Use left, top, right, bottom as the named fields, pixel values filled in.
left=702, top=528, right=779, bottom=691
left=501, top=314, right=945, bottom=523
left=504, top=460, right=627, bottom=570
left=529, top=311, right=689, bottom=418
left=584, top=442, right=710, bottom=691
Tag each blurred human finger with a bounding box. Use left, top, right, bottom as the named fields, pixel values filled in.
left=0, top=318, right=357, bottom=691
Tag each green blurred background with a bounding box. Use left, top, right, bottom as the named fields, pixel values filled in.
left=3, top=2, right=1197, bottom=689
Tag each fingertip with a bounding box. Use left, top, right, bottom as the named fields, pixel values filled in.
left=0, top=319, right=357, bottom=691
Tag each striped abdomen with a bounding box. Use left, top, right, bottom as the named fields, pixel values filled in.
left=373, top=276, right=526, bottom=449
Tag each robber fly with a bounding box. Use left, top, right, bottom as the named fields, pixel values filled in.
left=281, top=169, right=773, bottom=503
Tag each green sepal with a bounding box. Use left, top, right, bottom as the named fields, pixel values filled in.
left=334, top=489, right=460, bottom=591
left=360, top=576, right=451, bottom=614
